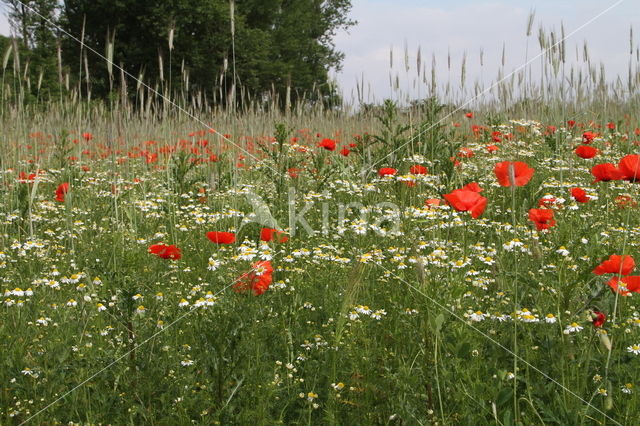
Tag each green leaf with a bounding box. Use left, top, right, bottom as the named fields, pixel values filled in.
left=502, top=409, right=514, bottom=426
left=430, top=313, right=445, bottom=334
left=496, top=387, right=513, bottom=407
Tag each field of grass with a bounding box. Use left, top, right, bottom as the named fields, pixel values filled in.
left=0, top=96, right=639, bottom=425
left=2, top=7, right=640, bottom=422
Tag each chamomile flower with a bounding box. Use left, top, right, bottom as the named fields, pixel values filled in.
left=563, top=322, right=583, bottom=334
left=355, top=305, right=372, bottom=315
left=331, top=382, right=345, bottom=391
left=371, top=309, right=387, bottom=320
left=207, top=257, right=221, bottom=271
left=21, top=368, right=35, bottom=376
left=468, top=311, right=487, bottom=322
left=627, top=344, right=640, bottom=355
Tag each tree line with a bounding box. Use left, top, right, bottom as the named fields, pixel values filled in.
left=1, top=0, right=354, bottom=109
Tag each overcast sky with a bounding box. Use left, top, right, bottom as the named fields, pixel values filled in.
left=332, top=0, right=639, bottom=104
left=1, top=1, right=638, bottom=105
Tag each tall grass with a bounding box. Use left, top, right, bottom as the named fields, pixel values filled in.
left=0, top=14, right=639, bottom=425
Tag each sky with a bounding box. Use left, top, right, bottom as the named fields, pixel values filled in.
left=331, top=0, right=639, bottom=104
left=1, top=1, right=638, bottom=105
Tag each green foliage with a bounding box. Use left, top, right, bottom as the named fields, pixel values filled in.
left=169, top=150, right=199, bottom=195
left=413, top=96, right=461, bottom=182
left=349, top=99, right=412, bottom=174
left=51, top=130, right=74, bottom=170
left=60, top=0, right=355, bottom=107
left=372, top=100, right=410, bottom=165
left=2, top=80, right=640, bottom=424
left=1, top=1, right=64, bottom=102
left=253, top=122, right=293, bottom=212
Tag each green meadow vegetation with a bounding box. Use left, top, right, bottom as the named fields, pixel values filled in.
left=1, top=3, right=640, bottom=425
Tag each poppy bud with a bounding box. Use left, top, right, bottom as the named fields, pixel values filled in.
left=591, top=311, right=606, bottom=328
left=598, top=331, right=612, bottom=351
left=605, top=394, right=613, bottom=411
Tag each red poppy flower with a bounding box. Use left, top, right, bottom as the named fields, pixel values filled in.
left=607, top=122, right=616, bottom=130
left=615, top=195, right=638, bottom=209
left=252, top=274, right=273, bottom=295
left=260, top=228, right=289, bottom=243
left=318, top=138, right=336, bottom=151
left=575, top=145, right=598, bottom=159
left=582, top=131, right=597, bottom=144
left=570, top=187, right=589, bottom=203
left=592, top=311, right=606, bottom=328
left=494, top=161, right=535, bottom=187
left=425, top=198, right=442, bottom=207
left=340, top=147, right=350, bottom=157
left=618, top=154, right=640, bottom=182
left=55, top=182, right=69, bottom=202
left=18, top=172, right=37, bottom=183
left=591, top=163, right=623, bottom=182
left=408, top=164, right=427, bottom=175
left=82, top=132, right=93, bottom=141
left=443, top=188, right=487, bottom=218
left=567, top=120, right=576, bottom=128
left=148, top=243, right=182, bottom=260
left=288, top=167, right=300, bottom=178
left=145, top=153, right=158, bottom=164
left=206, top=231, right=236, bottom=244
left=486, top=144, right=499, bottom=153
left=593, top=255, right=635, bottom=276
left=607, top=276, right=640, bottom=295
left=462, top=182, right=483, bottom=192
left=465, top=112, right=474, bottom=118
left=378, top=167, right=397, bottom=177
left=457, top=148, right=474, bottom=158
left=233, top=261, right=274, bottom=296
left=537, top=196, right=558, bottom=208
left=528, top=208, right=556, bottom=230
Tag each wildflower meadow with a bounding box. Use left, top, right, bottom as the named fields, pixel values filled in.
left=2, top=2, right=640, bottom=425
left=1, top=103, right=639, bottom=424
